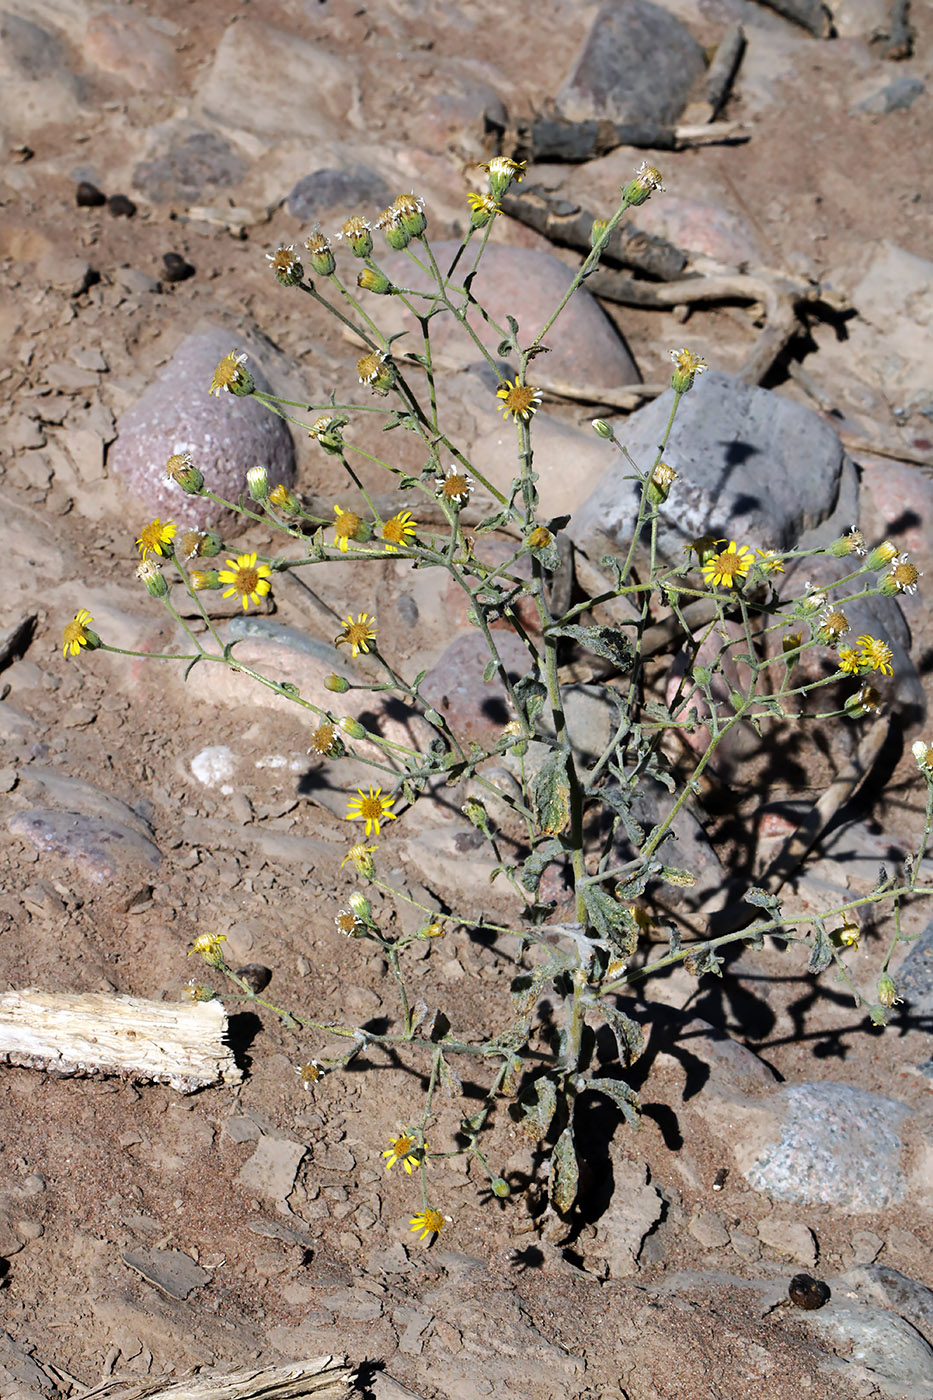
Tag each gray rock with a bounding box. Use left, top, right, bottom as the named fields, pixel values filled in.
left=1, top=12, right=65, bottom=80
left=860, top=1265, right=933, bottom=1345
left=287, top=166, right=392, bottom=225
left=18, top=768, right=154, bottom=839
left=569, top=371, right=847, bottom=566
left=236, top=1135, right=306, bottom=1202
left=122, top=1247, right=211, bottom=1300
left=744, top=1082, right=911, bottom=1211
left=801, top=1302, right=933, bottom=1398
left=108, top=328, right=295, bottom=530
left=133, top=130, right=248, bottom=204
left=556, top=0, right=706, bottom=127
left=857, top=76, right=925, bottom=114
left=7, top=809, right=161, bottom=892
left=898, top=914, right=933, bottom=1017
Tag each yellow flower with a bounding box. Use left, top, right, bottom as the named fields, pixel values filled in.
left=62, top=608, right=99, bottom=658
left=381, top=511, right=417, bottom=552
left=346, top=784, right=396, bottom=836
left=669, top=348, right=708, bottom=393
left=188, top=932, right=226, bottom=964
left=438, top=465, right=472, bottom=506
left=684, top=535, right=725, bottom=566
left=383, top=1131, right=428, bottom=1173
left=209, top=348, right=253, bottom=397
left=335, top=612, right=377, bottom=657
left=496, top=377, right=542, bottom=423
left=478, top=156, right=526, bottom=200
left=755, top=549, right=785, bottom=576
left=136, top=517, right=177, bottom=558
left=701, top=540, right=752, bottom=589
left=217, top=552, right=273, bottom=610
left=782, top=632, right=803, bottom=656
left=837, top=646, right=861, bottom=675
left=409, top=1207, right=448, bottom=1242
left=341, top=843, right=378, bottom=877
left=856, top=635, right=894, bottom=676
left=333, top=503, right=364, bottom=553
left=526, top=525, right=553, bottom=550
left=466, top=192, right=500, bottom=228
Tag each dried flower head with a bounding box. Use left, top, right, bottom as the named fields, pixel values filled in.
left=217, top=552, right=273, bottom=610
left=648, top=461, right=677, bottom=505
left=816, top=607, right=849, bottom=643
left=296, top=1060, right=326, bottom=1088
left=209, top=349, right=253, bottom=397
left=357, top=349, right=395, bottom=395
left=136, top=558, right=168, bottom=597
left=466, top=191, right=500, bottom=228
left=669, top=348, right=708, bottom=394
left=496, top=377, right=542, bottom=423
left=884, top=555, right=921, bottom=596
left=308, top=721, right=343, bottom=758
left=478, top=156, right=526, bottom=201
left=337, top=214, right=373, bottom=257
left=334, top=908, right=365, bottom=938
left=266, top=245, right=303, bottom=286
left=438, top=465, right=472, bottom=507
left=335, top=612, right=377, bottom=656
left=346, top=784, right=396, bottom=836
left=164, top=451, right=204, bottom=494
left=304, top=226, right=335, bottom=276
left=622, top=161, right=665, bottom=206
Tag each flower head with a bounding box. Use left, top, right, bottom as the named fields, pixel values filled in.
left=912, top=739, right=933, bottom=773
left=381, top=511, right=417, bottom=552
left=496, top=377, right=542, bottom=423
left=647, top=460, right=677, bottom=505
left=701, top=540, right=753, bottom=589
left=357, top=349, right=395, bottom=395
left=209, top=349, right=253, bottom=397
left=390, top=192, right=427, bottom=239
left=622, top=161, right=665, bottom=206
left=164, top=451, right=204, bottom=494
left=62, top=608, right=100, bottom=658
left=217, top=552, right=273, bottom=610
left=342, top=843, right=378, bottom=878
left=669, top=348, right=708, bottom=394
left=409, top=1207, right=448, bottom=1243
left=837, top=646, right=861, bottom=675
left=358, top=267, right=393, bottom=295
left=478, top=156, right=526, bottom=201
left=867, top=539, right=898, bottom=571
left=816, top=607, right=849, bottom=643
left=845, top=683, right=882, bottom=717
left=831, top=527, right=867, bottom=558
left=755, top=548, right=785, bottom=576
left=438, top=465, right=472, bottom=507
left=684, top=535, right=725, bottom=567
left=296, top=1060, right=326, bottom=1088
left=467, top=191, right=500, bottom=228
left=247, top=465, right=269, bottom=501
left=346, top=784, right=396, bottom=837
left=332, top=504, right=366, bottom=553
left=308, top=721, right=344, bottom=758
left=136, top=517, right=177, bottom=558
left=883, top=555, right=921, bottom=596
left=334, top=908, right=365, bottom=938
left=337, top=214, right=373, bottom=257
left=136, top=558, right=168, bottom=597
left=383, top=1131, right=429, bottom=1173
left=304, top=226, right=335, bottom=276
left=268, top=483, right=300, bottom=515
left=856, top=635, right=894, bottom=676
left=266, top=245, right=303, bottom=286
left=189, top=569, right=220, bottom=591
left=526, top=525, right=553, bottom=551
left=188, top=932, right=227, bottom=966
left=335, top=612, right=377, bottom=657
left=309, top=415, right=347, bottom=455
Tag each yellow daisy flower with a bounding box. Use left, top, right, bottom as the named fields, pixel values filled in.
left=335, top=613, right=377, bottom=657
left=217, top=553, right=273, bottom=610
left=333, top=504, right=364, bottom=553
left=346, top=784, right=396, bottom=837
left=381, top=511, right=417, bottom=552
left=496, top=377, right=542, bottom=423
left=382, top=1131, right=428, bottom=1174
left=62, top=608, right=99, bottom=658
left=341, top=843, right=378, bottom=877
left=409, top=1207, right=448, bottom=1242
left=701, top=540, right=752, bottom=589
left=136, top=518, right=177, bottom=558
left=856, top=635, right=894, bottom=676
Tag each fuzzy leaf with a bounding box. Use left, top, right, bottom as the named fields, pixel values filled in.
left=531, top=751, right=571, bottom=836
left=482, top=657, right=498, bottom=683
left=438, top=1052, right=462, bottom=1098
left=514, top=674, right=547, bottom=727
left=587, top=1076, right=641, bottom=1127
left=520, top=1076, right=557, bottom=1140
left=521, top=838, right=563, bottom=895
left=656, top=864, right=697, bottom=888
left=581, top=885, right=639, bottom=955
left=547, top=623, right=634, bottom=672
left=550, top=1124, right=579, bottom=1214
left=600, top=1004, right=645, bottom=1066
left=744, top=886, right=782, bottom=911
left=807, top=918, right=833, bottom=975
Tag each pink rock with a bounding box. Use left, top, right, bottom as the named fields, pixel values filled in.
left=635, top=194, right=763, bottom=268
left=420, top=631, right=533, bottom=748
left=85, top=8, right=180, bottom=91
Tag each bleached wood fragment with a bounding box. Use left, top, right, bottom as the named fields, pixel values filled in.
left=79, top=1357, right=354, bottom=1400
left=0, top=990, right=242, bottom=1093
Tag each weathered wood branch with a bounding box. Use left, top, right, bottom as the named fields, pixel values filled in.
left=500, top=186, right=688, bottom=281
left=508, top=115, right=747, bottom=164
left=79, top=1357, right=354, bottom=1400
left=0, top=990, right=243, bottom=1093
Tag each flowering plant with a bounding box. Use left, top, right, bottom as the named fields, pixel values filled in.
left=66, top=159, right=933, bottom=1242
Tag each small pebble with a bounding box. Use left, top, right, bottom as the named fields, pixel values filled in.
left=162, top=252, right=195, bottom=283
left=76, top=181, right=107, bottom=207
left=234, top=964, right=272, bottom=995
left=108, top=193, right=137, bottom=218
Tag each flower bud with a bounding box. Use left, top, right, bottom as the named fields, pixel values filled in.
left=621, top=161, right=664, bottom=207
left=342, top=843, right=377, bottom=879
left=136, top=559, right=168, bottom=597
left=491, top=1177, right=511, bottom=1198
left=247, top=465, right=269, bottom=502
left=877, top=972, right=900, bottom=1007
left=304, top=227, right=335, bottom=277
left=189, top=569, right=220, bottom=591
left=590, top=218, right=609, bottom=249
left=268, top=483, right=300, bottom=515
left=693, top=665, right=711, bottom=687
left=669, top=348, right=708, bottom=394
left=197, top=530, right=223, bottom=558
left=462, top=798, right=489, bottom=832
left=357, top=267, right=393, bottom=294
left=325, top=673, right=350, bottom=693
left=417, top=921, right=445, bottom=939
left=348, top=891, right=372, bottom=923
left=340, top=716, right=367, bottom=739
left=592, top=418, right=614, bottom=439
left=867, top=540, right=898, bottom=571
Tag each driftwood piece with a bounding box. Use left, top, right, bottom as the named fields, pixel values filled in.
left=79, top=1357, right=354, bottom=1400
left=500, top=185, right=687, bottom=281
left=752, top=0, right=832, bottom=36
left=0, top=990, right=242, bottom=1093
left=510, top=115, right=747, bottom=163
left=704, top=23, right=747, bottom=119
left=881, top=0, right=913, bottom=57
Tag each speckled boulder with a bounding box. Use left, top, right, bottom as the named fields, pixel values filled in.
left=108, top=329, right=295, bottom=531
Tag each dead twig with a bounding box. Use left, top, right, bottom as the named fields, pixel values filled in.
left=509, top=115, right=748, bottom=164
left=501, top=185, right=687, bottom=281
left=79, top=1357, right=354, bottom=1400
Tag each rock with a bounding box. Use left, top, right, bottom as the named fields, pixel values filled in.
left=854, top=1265, right=933, bottom=1345
left=419, top=630, right=530, bottom=747
left=121, top=1247, right=211, bottom=1300
left=189, top=746, right=237, bottom=790
left=0, top=13, right=82, bottom=135
left=236, top=1135, right=306, bottom=1203
left=897, top=914, right=933, bottom=1017
left=556, top=0, right=706, bottom=127
left=133, top=129, right=249, bottom=204
left=858, top=453, right=933, bottom=587
left=800, top=1301, right=933, bottom=1399
left=286, top=166, right=393, bottom=225
left=587, top=1159, right=663, bottom=1277
left=569, top=371, right=847, bottom=567
left=825, top=0, right=890, bottom=37
left=195, top=18, right=351, bottom=140
left=649, top=1008, right=779, bottom=1097
left=633, top=193, right=763, bottom=268
left=856, top=75, right=925, bottom=115
left=756, top=1218, right=818, bottom=1267
left=845, top=1231, right=884, bottom=1266
left=379, top=243, right=640, bottom=392
left=689, top=1210, right=729, bottom=1249
left=107, top=328, right=296, bottom=530
left=17, top=769, right=154, bottom=840
left=737, top=1082, right=912, bottom=1211
left=84, top=7, right=179, bottom=91
left=7, top=809, right=161, bottom=895
left=847, top=242, right=933, bottom=416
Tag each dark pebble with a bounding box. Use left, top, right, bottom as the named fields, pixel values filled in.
left=789, top=1274, right=831, bottom=1310
left=162, top=252, right=195, bottom=283
left=76, top=181, right=106, bottom=208
left=235, top=964, right=272, bottom=994
left=108, top=193, right=137, bottom=218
